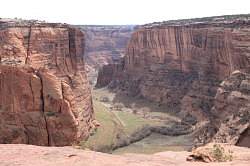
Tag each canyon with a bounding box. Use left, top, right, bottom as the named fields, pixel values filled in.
left=96, top=15, right=250, bottom=146
left=0, top=14, right=250, bottom=165
left=77, top=25, right=134, bottom=85
left=0, top=18, right=94, bottom=146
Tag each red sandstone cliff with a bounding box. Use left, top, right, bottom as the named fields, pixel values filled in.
left=97, top=15, right=250, bottom=118
left=211, top=71, right=250, bottom=147
left=80, top=25, right=134, bottom=69
left=96, top=15, right=250, bottom=145
left=0, top=19, right=94, bottom=146
left=78, top=25, right=134, bottom=85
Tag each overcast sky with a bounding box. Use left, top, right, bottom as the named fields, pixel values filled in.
left=1, top=0, right=249, bottom=25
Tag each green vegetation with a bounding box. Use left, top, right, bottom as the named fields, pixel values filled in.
left=81, top=88, right=194, bottom=154
left=46, top=111, right=56, bottom=116
left=80, top=100, right=124, bottom=152
left=211, top=144, right=233, bottom=162
left=114, top=111, right=156, bottom=135
left=113, top=133, right=193, bottom=154
left=80, top=98, right=167, bottom=153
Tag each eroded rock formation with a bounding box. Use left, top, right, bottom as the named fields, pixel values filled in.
left=96, top=15, right=250, bottom=146
left=97, top=15, right=250, bottom=120
left=96, top=61, right=125, bottom=88
left=78, top=25, right=134, bottom=85
left=0, top=19, right=94, bottom=146
left=212, top=71, right=250, bottom=147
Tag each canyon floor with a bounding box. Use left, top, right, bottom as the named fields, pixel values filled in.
left=80, top=87, right=198, bottom=154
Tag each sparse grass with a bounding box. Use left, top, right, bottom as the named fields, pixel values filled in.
left=80, top=100, right=124, bottom=152
left=94, top=88, right=181, bottom=118
left=83, top=87, right=193, bottom=154
left=113, top=133, right=193, bottom=154
left=81, top=100, right=154, bottom=152
left=113, top=144, right=187, bottom=154
left=210, top=144, right=233, bottom=162
left=114, top=111, right=159, bottom=135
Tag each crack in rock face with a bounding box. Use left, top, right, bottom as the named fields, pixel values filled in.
left=0, top=20, right=94, bottom=146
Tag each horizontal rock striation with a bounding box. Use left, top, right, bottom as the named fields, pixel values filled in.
left=97, top=15, right=250, bottom=120
left=0, top=19, right=94, bottom=146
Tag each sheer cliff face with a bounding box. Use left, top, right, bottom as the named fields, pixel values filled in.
left=124, top=24, right=250, bottom=118
left=79, top=25, right=134, bottom=85
left=98, top=19, right=250, bottom=119
left=81, top=25, right=134, bottom=69
left=126, top=26, right=250, bottom=77
left=0, top=20, right=94, bottom=146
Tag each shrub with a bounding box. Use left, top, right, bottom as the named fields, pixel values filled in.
left=113, top=103, right=124, bottom=111
left=46, top=111, right=56, bottom=117
left=211, top=144, right=233, bottom=162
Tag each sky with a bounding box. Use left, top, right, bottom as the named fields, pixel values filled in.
left=0, top=0, right=250, bottom=25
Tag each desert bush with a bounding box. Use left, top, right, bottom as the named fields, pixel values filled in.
left=211, top=144, right=233, bottom=162
left=132, top=109, right=138, bottom=114
left=46, top=111, right=56, bottom=116
left=113, top=103, right=124, bottom=111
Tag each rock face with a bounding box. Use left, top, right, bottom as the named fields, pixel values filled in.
left=78, top=25, right=134, bottom=85
left=0, top=19, right=94, bottom=146
left=212, top=71, right=250, bottom=147
left=96, top=61, right=125, bottom=88
left=97, top=15, right=250, bottom=120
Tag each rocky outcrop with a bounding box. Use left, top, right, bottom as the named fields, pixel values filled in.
left=0, top=19, right=94, bottom=146
left=95, top=64, right=116, bottom=88
left=188, top=143, right=250, bottom=163
left=78, top=25, right=134, bottom=85
left=96, top=59, right=125, bottom=88
left=211, top=71, right=250, bottom=147
left=98, top=15, right=250, bottom=120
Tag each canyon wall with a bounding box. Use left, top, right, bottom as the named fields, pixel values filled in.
left=78, top=25, right=134, bottom=85
left=212, top=71, right=250, bottom=147
left=0, top=19, right=94, bottom=146
left=97, top=16, right=250, bottom=120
